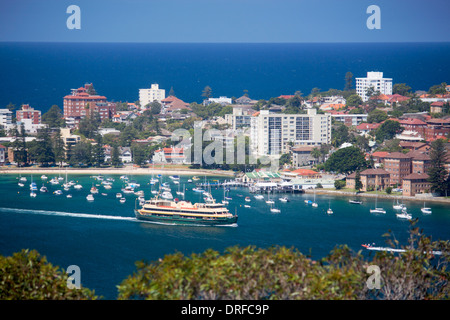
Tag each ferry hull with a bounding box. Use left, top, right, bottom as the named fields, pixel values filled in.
left=134, top=210, right=238, bottom=226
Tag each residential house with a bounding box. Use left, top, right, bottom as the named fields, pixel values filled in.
left=356, top=122, right=380, bottom=135
left=119, top=147, right=132, bottom=163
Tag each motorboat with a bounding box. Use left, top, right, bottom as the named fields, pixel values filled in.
left=90, top=186, right=99, bottom=194
left=396, top=211, right=412, bottom=220
left=116, top=193, right=122, bottom=198
left=74, top=184, right=83, bottom=189
left=86, top=194, right=94, bottom=201
left=279, top=197, right=288, bottom=202
left=54, top=190, right=63, bottom=196
left=120, top=198, right=126, bottom=204
left=40, top=185, right=48, bottom=192
left=30, top=192, right=37, bottom=198
left=192, top=187, right=205, bottom=193
left=245, top=197, right=251, bottom=202
left=160, top=191, right=173, bottom=200
left=327, top=208, right=333, bottom=215
left=349, top=200, right=362, bottom=204
left=370, top=208, right=386, bottom=214
left=66, top=194, right=72, bottom=198
left=254, top=195, right=264, bottom=200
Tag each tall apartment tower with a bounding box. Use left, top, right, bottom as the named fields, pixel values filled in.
left=250, top=108, right=331, bottom=157
left=356, top=71, right=392, bottom=102
left=139, top=84, right=165, bottom=107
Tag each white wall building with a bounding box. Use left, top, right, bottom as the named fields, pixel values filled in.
left=356, top=71, right=392, bottom=102
left=0, top=109, right=13, bottom=128
left=139, top=83, right=165, bottom=107
left=250, top=108, right=331, bottom=157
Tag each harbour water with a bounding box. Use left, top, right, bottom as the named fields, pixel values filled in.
left=1, top=173, right=449, bottom=299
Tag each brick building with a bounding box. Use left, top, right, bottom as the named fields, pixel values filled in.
left=346, top=168, right=390, bottom=191
left=402, top=173, right=431, bottom=196
left=16, top=104, right=41, bottom=124
left=383, top=152, right=412, bottom=186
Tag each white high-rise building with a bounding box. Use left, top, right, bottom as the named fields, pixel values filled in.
left=356, top=71, right=392, bottom=102
left=250, top=108, right=331, bottom=157
left=139, top=84, right=165, bottom=107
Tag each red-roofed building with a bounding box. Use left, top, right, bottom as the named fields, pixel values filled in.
left=356, top=122, right=381, bottom=134
left=63, top=83, right=108, bottom=124
left=152, top=147, right=187, bottom=164
left=16, top=104, right=41, bottom=125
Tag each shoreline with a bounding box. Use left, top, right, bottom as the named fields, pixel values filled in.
left=305, top=188, right=450, bottom=205
left=0, top=166, right=236, bottom=177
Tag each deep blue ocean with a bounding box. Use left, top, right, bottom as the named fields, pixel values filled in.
left=1, top=42, right=450, bottom=111
left=0, top=174, right=449, bottom=299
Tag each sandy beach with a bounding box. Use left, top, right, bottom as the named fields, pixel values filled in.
left=0, top=165, right=237, bottom=177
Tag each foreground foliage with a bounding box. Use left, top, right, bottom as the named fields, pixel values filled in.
left=0, top=249, right=97, bottom=300
left=118, top=224, right=449, bottom=300
left=1, top=224, right=449, bottom=300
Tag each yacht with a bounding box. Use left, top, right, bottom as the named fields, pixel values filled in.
left=421, top=202, right=432, bottom=214
left=49, top=177, right=59, bottom=185
left=396, top=209, right=412, bottom=220
left=54, top=190, right=63, bottom=196
left=41, top=175, right=48, bottom=180
left=393, top=199, right=405, bottom=210
left=279, top=197, right=288, bottom=202
left=254, top=195, right=264, bottom=200
left=349, top=199, right=362, bottom=204
left=192, top=187, right=205, bottom=193
left=90, top=186, right=99, bottom=194
left=327, top=200, right=333, bottom=215
left=40, top=185, right=48, bottom=193
left=311, top=188, right=318, bottom=207
left=74, top=184, right=83, bottom=190
left=370, top=190, right=385, bottom=214
left=30, top=192, right=37, bottom=198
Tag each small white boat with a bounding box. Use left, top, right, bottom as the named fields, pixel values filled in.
left=90, top=186, right=99, bottom=194
left=41, top=175, right=47, bottom=180
left=312, top=202, right=318, bottom=207
left=349, top=200, right=362, bottom=204
left=187, top=179, right=193, bottom=183
left=30, top=192, right=36, bottom=197
left=370, top=208, right=386, bottom=214
left=18, top=182, right=24, bottom=187
left=49, top=177, right=59, bottom=184
left=66, top=194, right=72, bottom=198
left=116, top=193, right=122, bottom=198
left=279, top=197, right=288, bottom=202
left=254, top=195, right=264, bottom=200
left=245, top=197, right=251, bottom=202
left=120, top=198, right=126, bottom=204
left=192, top=187, right=205, bottom=193
left=54, top=190, right=63, bottom=195
left=421, top=202, right=432, bottom=214
left=122, top=186, right=134, bottom=194
left=86, top=194, right=94, bottom=201
left=244, top=205, right=251, bottom=208
left=160, top=191, right=173, bottom=200
left=40, top=185, right=48, bottom=192
left=266, top=200, right=274, bottom=204
left=396, top=212, right=412, bottom=220
left=393, top=200, right=405, bottom=210
left=74, top=184, right=83, bottom=189
left=327, top=208, right=333, bottom=215
left=103, top=184, right=112, bottom=190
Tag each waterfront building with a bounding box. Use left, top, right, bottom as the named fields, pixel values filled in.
left=356, top=72, right=392, bottom=102
left=60, top=128, right=81, bottom=147
left=152, top=147, right=186, bottom=164
left=16, top=104, right=41, bottom=124
left=139, top=84, right=165, bottom=107
left=402, top=173, right=431, bottom=197
left=291, top=146, right=316, bottom=167
left=346, top=168, right=390, bottom=191
left=250, top=108, right=331, bottom=157
left=63, top=83, right=107, bottom=124
left=383, top=152, right=412, bottom=186
left=0, top=144, right=6, bottom=165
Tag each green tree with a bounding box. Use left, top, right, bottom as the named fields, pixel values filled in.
left=428, top=82, right=447, bottom=95
left=111, top=144, right=121, bottom=167
left=331, top=123, right=350, bottom=148
left=354, top=170, right=362, bottom=191
left=324, top=146, right=368, bottom=174
left=201, top=85, right=212, bottom=99
left=344, top=72, right=353, bottom=91
left=334, top=180, right=346, bottom=190
left=42, top=105, right=65, bottom=128
left=346, top=94, right=362, bottom=107
left=11, top=123, right=28, bottom=166
left=367, top=109, right=388, bottom=123
left=393, top=83, right=412, bottom=96
left=0, top=249, right=97, bottom=299
left=427, top=138, right=449, bottom=195
left=375, top=120, right=403, bottom=142
left=52, top=129, right=66, bottom=166
left=28, top=127, right=55, bottom=166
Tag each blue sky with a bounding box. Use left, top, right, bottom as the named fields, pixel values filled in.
left=0, top=0, right=449, bottom=43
